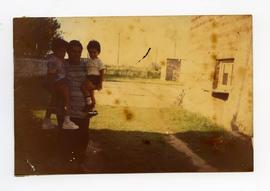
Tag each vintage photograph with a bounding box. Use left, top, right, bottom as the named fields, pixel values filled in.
left=14, top=15, right=253, bottom=175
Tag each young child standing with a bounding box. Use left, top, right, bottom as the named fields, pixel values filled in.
left=81, top=40, right=105, bottom=115
left=42, top=38, right=79, bottom=130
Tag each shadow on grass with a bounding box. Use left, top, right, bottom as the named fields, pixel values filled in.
left=15, top=118, right=253, bottom=175
left=174, top=131, right=253, bottom=172
left=15, top=123, right=198, bottom=175
left=15, top=76, right=50, bottom=110
left=85, top=129, right=197, bottom=174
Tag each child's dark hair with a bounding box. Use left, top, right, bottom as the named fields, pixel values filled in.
left=51, top=38, right=68, bottom=52
left=87, top=40, right=101, bottom=53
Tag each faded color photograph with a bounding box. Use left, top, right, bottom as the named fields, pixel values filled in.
left=14, top=15, right=253, bottom=175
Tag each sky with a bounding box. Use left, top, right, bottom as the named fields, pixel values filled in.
left=58, top=16, right=190, bottom=67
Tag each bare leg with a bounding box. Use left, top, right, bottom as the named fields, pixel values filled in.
left=57, top=81, right=71, bottom=116
left=44, top=93, right=57, bottom=118
left=54, top=78, right=71, bottom=116
left=81, top=80, right=96, bottom=109
left=55, top=79, right=79, bottom=129
left=89, top=89, right=96, bottom=110
left=42, top=92, right=57, bottom=129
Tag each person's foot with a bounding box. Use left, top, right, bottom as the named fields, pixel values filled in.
left=83, top=104, right=98, bottom=117
left=62, top=120, right=79, bottom=129
left=42, top=118, right=55, bottom=129
left=87, top=110, right=98, bottom=117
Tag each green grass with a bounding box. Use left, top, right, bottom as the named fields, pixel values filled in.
left=33, top=104, right=223, bottom=134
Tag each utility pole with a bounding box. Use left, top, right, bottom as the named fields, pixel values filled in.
left=117, top=32, right=120, bottom=68
left=174, top=33, right=178, bottom=58
left=174, top=40, right=177, bottom=58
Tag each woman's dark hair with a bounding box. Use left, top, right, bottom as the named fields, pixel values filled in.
left=51, top=38, right=68, bottom=52
left=87, top=40, right=101, bottom=53
left=68, top=40, right=83, bottom=51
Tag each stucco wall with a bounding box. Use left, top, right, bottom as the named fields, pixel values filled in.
left=176, top=15, right=252, bottom=135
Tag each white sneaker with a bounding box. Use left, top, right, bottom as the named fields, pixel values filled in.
left=62, top=120, right=79, bottom=129
left=42, top=118, right=55, bottom=129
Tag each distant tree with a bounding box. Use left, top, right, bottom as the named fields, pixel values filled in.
left=13, top=17, right=62, bottom=58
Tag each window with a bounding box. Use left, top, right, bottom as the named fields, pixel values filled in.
left=212, top=58, right=234, bottom=93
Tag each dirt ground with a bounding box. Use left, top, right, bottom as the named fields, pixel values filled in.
left=96, top=80, right=182, bottom=108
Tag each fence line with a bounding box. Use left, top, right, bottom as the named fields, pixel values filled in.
left=14, top=58, right=47, bottom=77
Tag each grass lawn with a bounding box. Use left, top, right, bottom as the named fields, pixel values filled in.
left=33, top=105, right=223, bottom=134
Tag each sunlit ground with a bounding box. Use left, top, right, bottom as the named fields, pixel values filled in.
left=34, top=105, right=222, bottom=134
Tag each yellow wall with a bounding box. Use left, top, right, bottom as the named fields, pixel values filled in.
left=178, top=15, right=252, bottom=135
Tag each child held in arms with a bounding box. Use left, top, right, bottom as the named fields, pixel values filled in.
left=81, top=40, right=105, bottom=115
left=42, top=38, right=79, bottom=130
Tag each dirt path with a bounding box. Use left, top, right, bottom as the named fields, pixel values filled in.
left=96, top=81, right=182, bottom=108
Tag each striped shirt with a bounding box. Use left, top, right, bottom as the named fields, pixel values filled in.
left=65, top=60, right=88, bottom=119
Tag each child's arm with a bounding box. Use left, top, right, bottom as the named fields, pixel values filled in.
left=97, top=69, right=104, bottom=90
left=47, top=61, right=59, bottom=77
left=46, top=60, right=58, bottom=85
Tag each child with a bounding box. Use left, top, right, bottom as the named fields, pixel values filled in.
left=81, top=40, right=105, bottom=115
left=42, top=38, right=79, bottom=130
